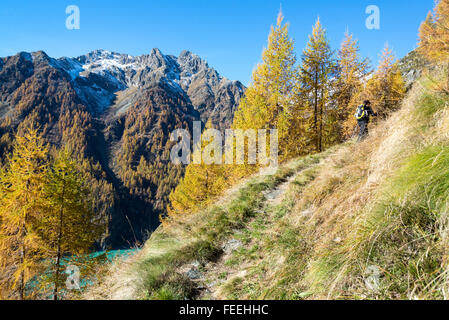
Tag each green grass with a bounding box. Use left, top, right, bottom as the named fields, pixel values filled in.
left=355, top=144, right=449, bottom=299
left=301, top=77, right=449, bottom=299
left=135, top=154, right=325, bottom=300
left=218, top=152, right=334, bottom=300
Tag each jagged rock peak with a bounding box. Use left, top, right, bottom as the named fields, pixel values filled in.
left=178, top=50, right=209, bottom=74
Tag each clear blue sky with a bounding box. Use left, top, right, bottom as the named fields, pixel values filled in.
left=0, top=0, right=435, bottom=85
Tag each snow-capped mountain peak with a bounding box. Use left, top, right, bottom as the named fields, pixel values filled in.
left=6, top=48, right=245, bottom=128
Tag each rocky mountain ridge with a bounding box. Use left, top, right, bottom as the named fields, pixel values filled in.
left=28, top=49, right=244, bottom=129
left=0, top=48, right=245, bottom=248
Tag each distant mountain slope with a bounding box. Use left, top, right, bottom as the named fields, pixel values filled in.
left=0, top=49, right=245, bottom=248
left=61, top=49, right=244, bottom=130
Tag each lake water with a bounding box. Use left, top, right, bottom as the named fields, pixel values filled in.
left=90, top=248, right=139, bottom=261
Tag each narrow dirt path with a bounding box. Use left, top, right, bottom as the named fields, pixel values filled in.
left=192, top=167, right=309, bottom=299
left=264, top=174, right=298, bottom=205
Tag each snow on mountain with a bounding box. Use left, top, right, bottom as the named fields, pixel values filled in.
left=53, top=57, right=84, bottom=80
left=48, top=48, right=245, bottom=123
left=56, top=49, right=234, bottom=93
left=0, top=48, right=245, bottom=247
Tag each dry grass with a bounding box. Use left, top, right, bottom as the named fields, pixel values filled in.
left=214, top=67, right=449, bottom=300
left=280, top=69, right=449, bottom=300
left=83, top=155, right=324, bottom=300
left=83, top=250, right=145, bottom=300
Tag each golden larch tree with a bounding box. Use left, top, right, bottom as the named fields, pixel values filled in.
left=365, top=44, right=406, bottom=119
left=168, top=10, right=298, bottom=218
left=167, top=121, right=229, bottom=217
left=0, top=127, right=49, bottom=299
left=39, top=148, right=105, bottom=300
left=233, top=9, right=297, bottom=160
left=334, top=31, right=371, bottom=138
left=419, top=0, right=449, bottom=63
left=299, top=18, right=335, bottom=152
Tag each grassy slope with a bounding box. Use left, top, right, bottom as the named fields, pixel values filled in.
left=246, top=69, right=449, bottom=300
left=86, top=68, right=449, bottom=300
left=85, top=152, right=333, bottom=299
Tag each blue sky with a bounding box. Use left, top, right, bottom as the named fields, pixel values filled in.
left=0, top=0, right=435, bottom=85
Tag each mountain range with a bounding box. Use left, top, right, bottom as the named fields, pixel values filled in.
left=0, top=48, right=245, bottom=248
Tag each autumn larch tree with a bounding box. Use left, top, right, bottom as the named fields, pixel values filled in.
left=233, top=9, right=297, bottom=161
left=0, top=126, right=49, bottom=300
left=364, top=44, right=406, bottom=120
left=419, top=0, right=449, bottom=63
left=299, top=18, right=335, bottom=152
left=334, top=31, right=371, bottom=139
left=39, top=148, right=105, bottom=300
left=167, top=121, right=228, bottom=217
left=168, top=10, right=299, bottom=218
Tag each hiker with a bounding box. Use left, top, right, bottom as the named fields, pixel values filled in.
left=355, top=100, right=377, bottom=141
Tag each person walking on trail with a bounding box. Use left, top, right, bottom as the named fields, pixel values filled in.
left=355, top=100, right=377, bottom=141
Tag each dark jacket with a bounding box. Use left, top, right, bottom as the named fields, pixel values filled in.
left=358, top=105, right=376, bottom=123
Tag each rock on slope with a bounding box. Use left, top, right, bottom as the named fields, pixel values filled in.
left=398, top=49, right=430, bottom=90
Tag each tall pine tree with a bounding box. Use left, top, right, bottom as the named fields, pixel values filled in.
left=299, top=18, right=335, bottom=152
left=419, top=0, right=449, bottom=63
left=0, top=126, right=49, bottom=299
left=334, top=31, right=371, bottom=139
left=39, top=148, right=104, bottom=300
left=168, top=10, right=298, bottom=218
left=167, top=128, right=228, bottom=217
left=364, top=44, right=406, bottom=119
left=233, top=9, right=297, bottom=160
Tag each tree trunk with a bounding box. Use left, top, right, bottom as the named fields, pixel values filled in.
left=319, top=86, right=325, bottom=153
left=19, top=181, right=29, bottom=300
left=314, top=70, right=319, bottom=152
left=54, top=180, right=66, bottom=301
left=19, top=248, right=25, bottom=300
left=319, top=102, right=323, bottom=153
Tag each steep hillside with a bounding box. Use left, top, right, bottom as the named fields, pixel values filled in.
left=0, top=49, right=244, bottom=248
left=398, top=50, right=430, bottom=90
left=86, top=66, right=449, bottom=300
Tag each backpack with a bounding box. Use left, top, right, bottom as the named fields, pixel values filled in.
left=355, top=105, right=366, bottom=120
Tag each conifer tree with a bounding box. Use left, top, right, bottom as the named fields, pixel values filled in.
left=419, top=0, right=449, bottom=63
left=334, top=31, right=371, bottom=138
left=299, top=18, right=335, bottom=152
left=167, top=122, right=228, bottom=217
left=0, top=127, right=49, bottom=299
left=364, top=45, right=406, bottom=119
left=233, top=10, right=297, bottom=160
left=39, top=148, right=104, bottom=300
left=168, top=10, right=298, bottom=217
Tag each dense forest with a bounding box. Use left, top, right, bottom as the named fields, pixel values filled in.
left=0, top=44, right=243, bottom=299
